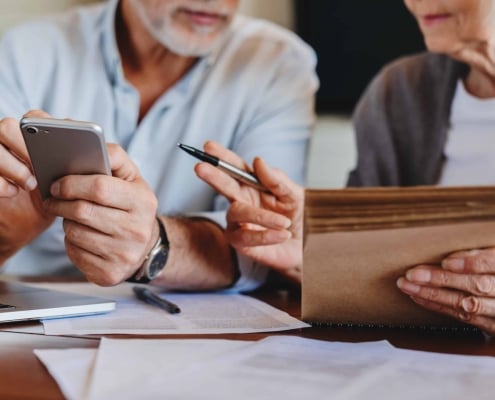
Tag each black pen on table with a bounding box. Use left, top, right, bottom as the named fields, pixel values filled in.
left=133, top=286, right=181, bottom=314
left=177, top=143, right=271, bottom=194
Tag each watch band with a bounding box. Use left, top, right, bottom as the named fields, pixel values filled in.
left=127, top=217, right=169, bottom=284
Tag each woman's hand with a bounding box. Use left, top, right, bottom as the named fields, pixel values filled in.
left=397, top=248, right=495, bottom=334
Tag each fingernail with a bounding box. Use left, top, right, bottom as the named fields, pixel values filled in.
left=397, top=277, right=421, bottom=294
left=406, top=269, right=431, bottom=283
left=50, top=181, right=60, bottom=196
left=25, top=176, right=37, bottom=191
left=442, top=258, right=465, bottom=272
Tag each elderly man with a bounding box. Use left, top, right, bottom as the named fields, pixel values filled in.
left=0, top=0, right=318, bottom=291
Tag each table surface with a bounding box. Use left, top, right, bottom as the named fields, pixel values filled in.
left=0, top=286, right=493, bottom=399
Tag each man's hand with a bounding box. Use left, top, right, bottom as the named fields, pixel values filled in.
left=43, top=143, right=159, bottom=286
left=195, top=141, right=304, bottom=282
left=0, top=110, right=56, bottom=262
left=397, top=248, right=495, bottom=335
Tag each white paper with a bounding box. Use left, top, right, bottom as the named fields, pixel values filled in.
left=36, top=336, right=495, bottom=400
left=158, top=336, right=495, bottom=400
left=34, top=348, right=97, bottom=400
left=34, top=339, right=249, bottom=400
left=26, top=282, right=309, bottom=335
left=87, top=338, right=249, bottom=400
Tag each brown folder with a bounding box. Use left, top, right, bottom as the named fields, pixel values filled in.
left=302, top=186, right=495, bottom=328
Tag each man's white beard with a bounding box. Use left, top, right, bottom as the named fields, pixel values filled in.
left=149, top=18, right=225, bottom=57
left=131, top=1, right=231, bottom=57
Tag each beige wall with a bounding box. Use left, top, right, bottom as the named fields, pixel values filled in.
left=0, top=0, right=101, bottom=35
left=239, top=0, right=294, bottom=30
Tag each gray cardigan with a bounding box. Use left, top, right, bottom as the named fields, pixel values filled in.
left=347, top=53, right=469, bottom=187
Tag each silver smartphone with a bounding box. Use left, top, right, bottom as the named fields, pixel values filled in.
left=20, top=117, right=111, bottom=200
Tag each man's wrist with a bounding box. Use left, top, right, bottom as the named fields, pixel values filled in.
left=127, top=217, right=170, bottom=284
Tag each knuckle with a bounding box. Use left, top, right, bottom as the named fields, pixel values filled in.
left=461, top=296, right=482, bottom=314
left=119, top=248, right=142, bottom=269
left=91, top=176, right=111, bottom=203
left=422, top=287, right=440, bottom=301
left=73, top=201, right=95, bottom=223
left=252, top=212, right=264, bottom=226
left=93, top=272, right=122, bottom=287
left=90, top=266, right=125, bottom=287
left=132, top=226, right=149, bottom=244
left=142, top=194, right=158, bottom=213
left=467, top=254, right=494, bottom=273
left=63, top=221, right=80, bottom=243
left=436, top=271, right=450, bottom=286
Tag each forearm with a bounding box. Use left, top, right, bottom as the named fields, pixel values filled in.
left=151, top=216, right=238, bottom=291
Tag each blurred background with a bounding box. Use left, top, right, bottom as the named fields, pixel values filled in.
left=0, top=0, right=425, bottom=188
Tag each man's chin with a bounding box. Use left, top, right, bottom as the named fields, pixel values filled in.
left=153, top=30, right=226, bottom=57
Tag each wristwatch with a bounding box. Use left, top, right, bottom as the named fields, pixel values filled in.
left=129, top=217, right=169, bottom=284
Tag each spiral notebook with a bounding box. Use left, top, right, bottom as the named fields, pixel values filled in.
left=302, top=186, right=495, bottom=329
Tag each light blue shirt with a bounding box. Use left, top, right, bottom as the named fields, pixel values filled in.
left=0, top=0, right=318, bottom=291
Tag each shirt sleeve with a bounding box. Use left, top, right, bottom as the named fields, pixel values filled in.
left=187, top=211, right=269, bottom=293
left=0, top=28, right=32, bottom=118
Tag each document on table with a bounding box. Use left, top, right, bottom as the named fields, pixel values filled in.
left=35, top=336, right=495, bottom=400
left=25, top=282, right=309, bottom=335
left=36, top=339, right=248, bottom=400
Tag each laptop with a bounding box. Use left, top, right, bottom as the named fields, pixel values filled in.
left=0, top=280, right=116, bottom=323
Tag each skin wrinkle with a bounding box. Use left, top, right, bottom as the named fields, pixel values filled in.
left=437, top=270, right=451, bottom=286
left=470, top=254, right=493, bottom=273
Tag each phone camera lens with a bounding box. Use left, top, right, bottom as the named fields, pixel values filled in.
left=26, top=126, right=38, bottom=134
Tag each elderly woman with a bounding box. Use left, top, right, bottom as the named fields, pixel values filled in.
left=196, top=0, right=495, bottom=334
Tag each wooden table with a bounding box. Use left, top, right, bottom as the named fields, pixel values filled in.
left=0, top=287, right=493, bottom=399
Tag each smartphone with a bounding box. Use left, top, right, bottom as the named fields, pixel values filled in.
left=20, top=117, right=111, bottom=200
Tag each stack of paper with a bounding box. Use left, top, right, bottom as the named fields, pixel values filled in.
left=303, top=186, right=495, bottom=327
left=19, top=282, right=309, bottom=336
left=36, top=336, right=495, bottom=400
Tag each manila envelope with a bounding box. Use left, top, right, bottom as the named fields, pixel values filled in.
left=302, top=220, right=495, bottom=327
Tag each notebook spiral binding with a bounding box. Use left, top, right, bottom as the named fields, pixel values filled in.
left=308, top=321, right=482, bottom=334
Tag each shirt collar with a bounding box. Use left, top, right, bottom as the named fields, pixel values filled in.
left=100, top=0, right=122, bottom=87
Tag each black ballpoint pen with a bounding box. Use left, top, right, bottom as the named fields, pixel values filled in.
left=178, top=143, right=270, bottom=193
left=133, top=286, right=181, bottom=314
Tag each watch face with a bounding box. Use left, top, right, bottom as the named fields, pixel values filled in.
left=148, top=247, right=169, bottom=279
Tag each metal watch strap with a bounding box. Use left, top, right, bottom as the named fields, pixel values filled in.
left=127, top=217, right=169, bottom=284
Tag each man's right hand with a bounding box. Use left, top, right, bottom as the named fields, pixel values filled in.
left=0, top=111, right=55, bottom=262
left=195, top=141, right=304, bottom=282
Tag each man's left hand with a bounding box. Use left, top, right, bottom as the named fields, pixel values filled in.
left=43, top=143, right=159, bottom=286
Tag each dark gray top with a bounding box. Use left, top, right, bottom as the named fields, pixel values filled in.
left=347, top=52, right=469, bottom=187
